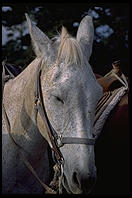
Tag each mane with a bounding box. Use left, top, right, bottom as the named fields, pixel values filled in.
left=54, top=27, right=84, bottom=67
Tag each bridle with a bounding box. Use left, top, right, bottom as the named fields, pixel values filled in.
left=33, top=59, right=96, bottom=192
left=34, top=59, right=95, bottom=149
left=33, top=59, right=96, bottom=193
left=34, top=60, right=95, bottom=143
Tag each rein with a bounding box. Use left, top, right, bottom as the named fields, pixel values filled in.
left=2, top=59, right=128, bottom=194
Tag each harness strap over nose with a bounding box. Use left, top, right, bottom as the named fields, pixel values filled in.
left=57, top=136, right=95, bottom=147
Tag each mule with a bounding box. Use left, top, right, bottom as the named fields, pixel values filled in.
left=2, top=14, right=103, bottom=194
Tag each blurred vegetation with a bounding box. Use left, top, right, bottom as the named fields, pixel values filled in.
left=2, top=3, right=129, bottom=75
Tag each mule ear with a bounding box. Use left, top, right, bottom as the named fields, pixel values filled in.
left=76, top=15, right=94, bottom=62
left=25, top=13, right=53, bottom=62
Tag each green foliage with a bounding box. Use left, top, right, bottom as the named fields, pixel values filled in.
left=2, top=3, right=129, bottom=75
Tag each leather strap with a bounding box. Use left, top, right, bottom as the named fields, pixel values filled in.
left=37, top=102, right=63, bottom=162
left=34, top=60, right=64, bottom=163
left=57, top=136, right=95, bottom=147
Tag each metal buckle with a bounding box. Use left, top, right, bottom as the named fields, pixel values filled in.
left=35, top=98, right=41, bottom=106
left=57, top=135, right=64, bottom=148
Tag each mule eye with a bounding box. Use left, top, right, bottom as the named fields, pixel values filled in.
left=56, top=96, right=64, bottom=104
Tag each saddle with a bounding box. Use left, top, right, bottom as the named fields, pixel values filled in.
left=93, top=60, right=128, bottom=139
left=95, top=60, right=126, bottom=92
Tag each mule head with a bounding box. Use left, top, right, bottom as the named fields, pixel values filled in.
left=26, top=13, right=103, bottom=194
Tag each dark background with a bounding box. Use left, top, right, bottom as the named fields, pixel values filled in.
left=2, top=2, right=130, bottom=195
left=2, top=2, right=129, bottom=76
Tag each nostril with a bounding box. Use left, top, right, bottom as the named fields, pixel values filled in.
left=87, top=177, right=96, bottom=187
left=73, top=171, right=96, bottom=193
left=81, top=176, right=96, bottom=193
left=73, top=172, right=80, bottom=188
